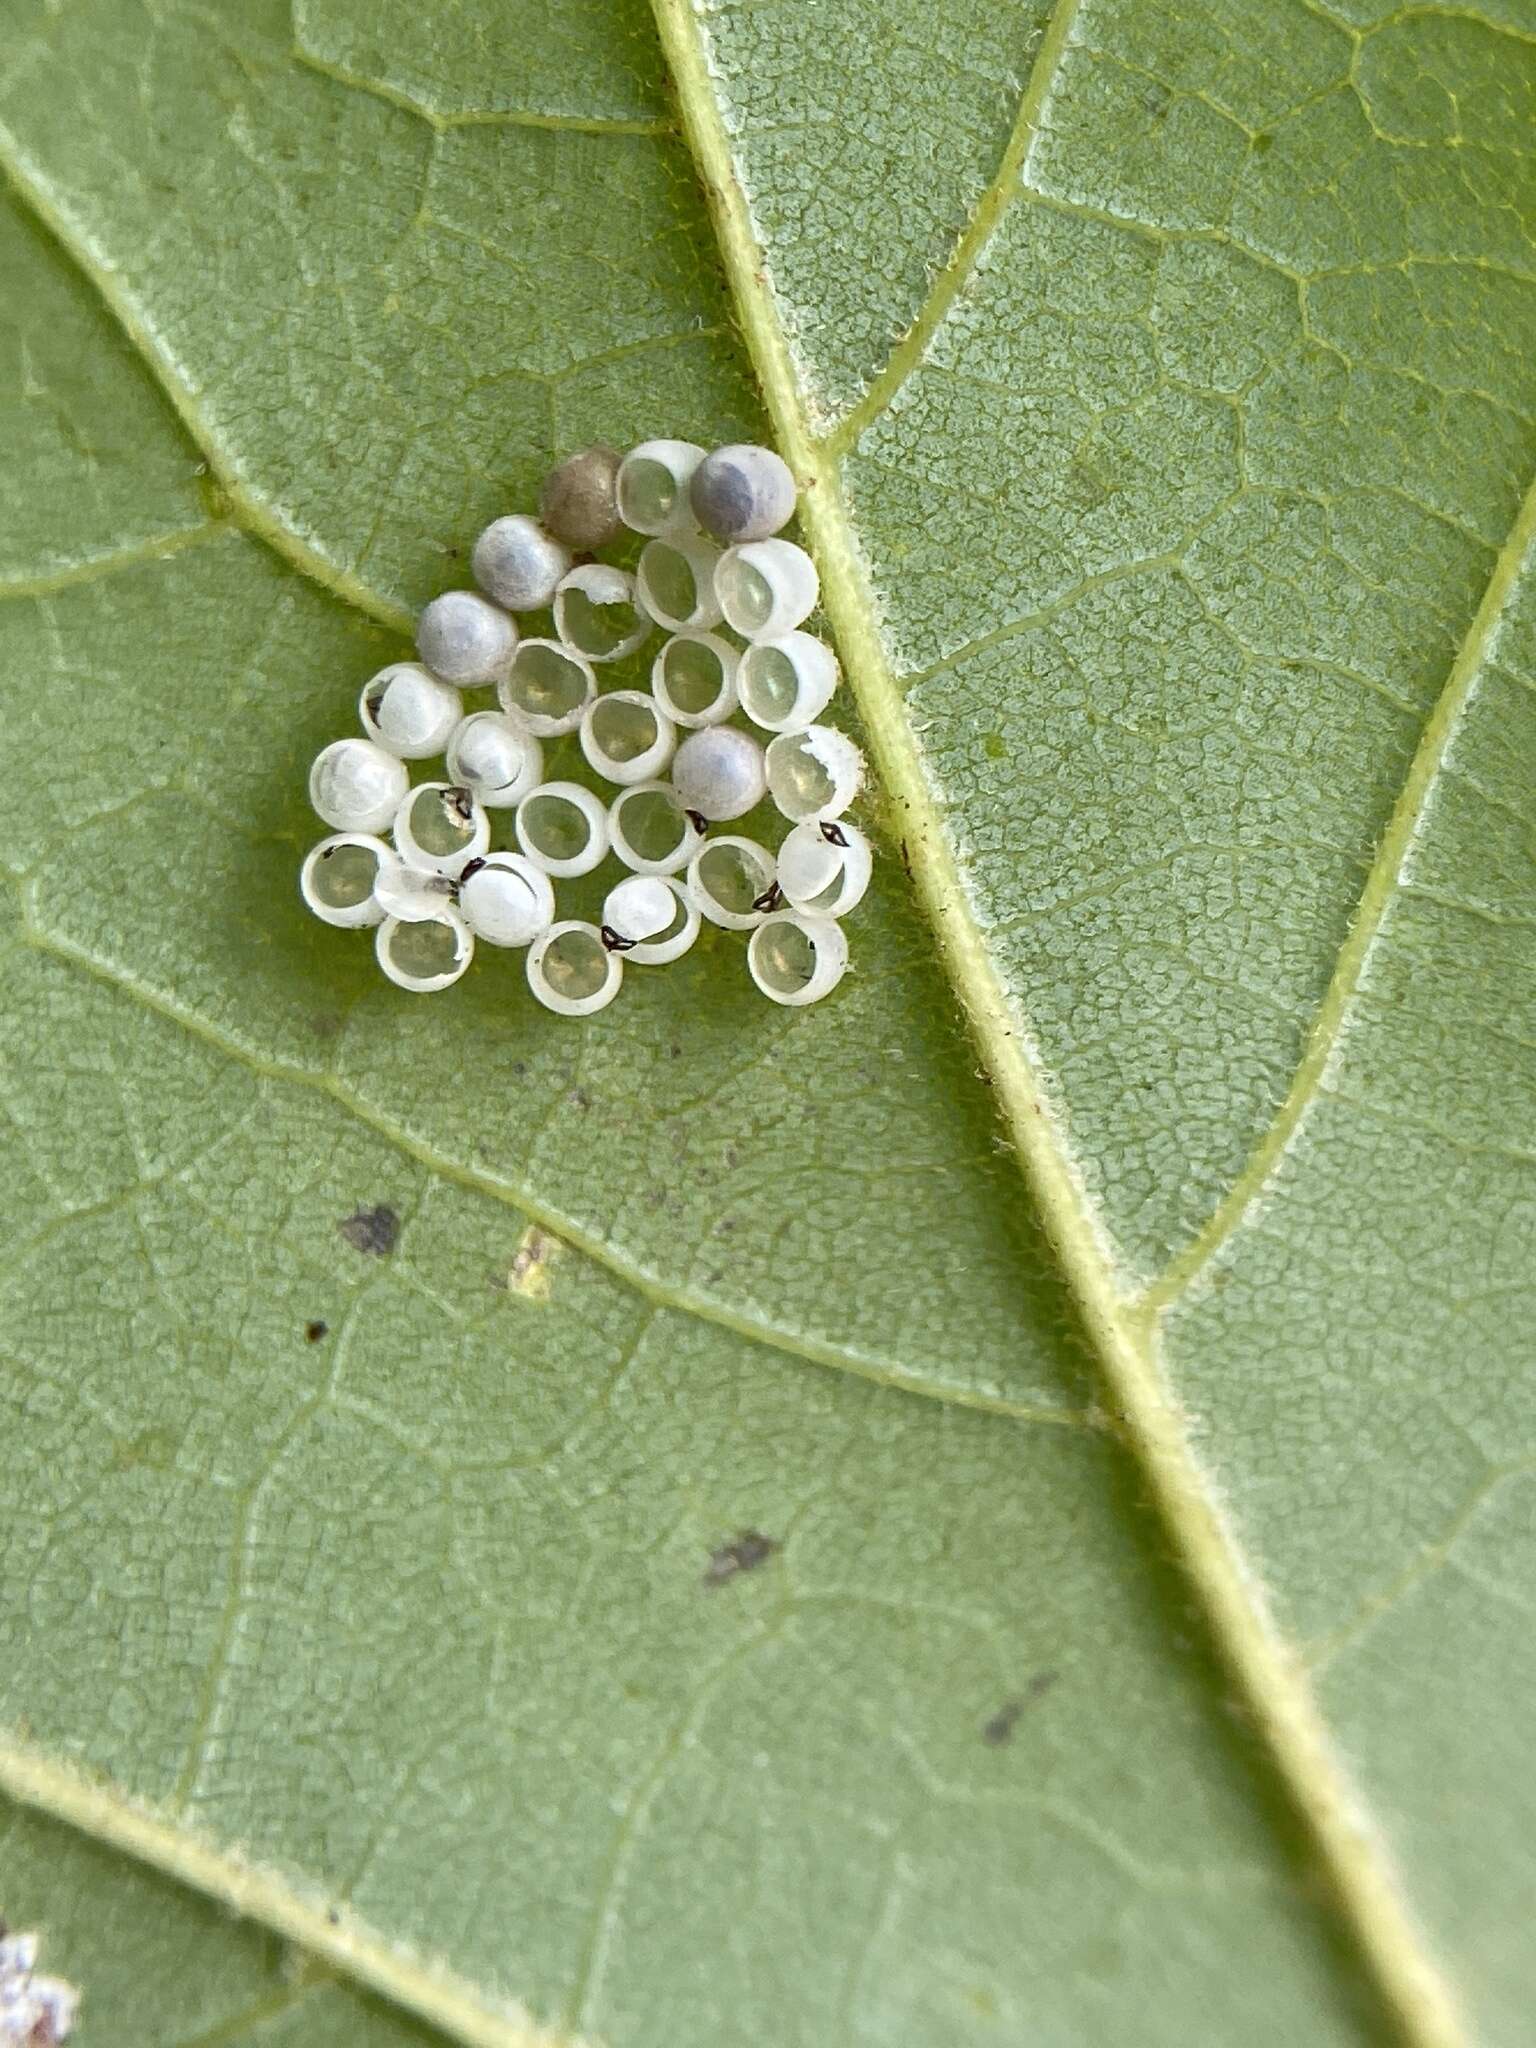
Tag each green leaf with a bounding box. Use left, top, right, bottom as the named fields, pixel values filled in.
left=0, top=1789, right=441, bottom=2048
left=0, top=0, right=1529, bottom=2042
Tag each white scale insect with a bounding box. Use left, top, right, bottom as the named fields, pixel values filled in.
left=300, top=439, right=865, bottom=1011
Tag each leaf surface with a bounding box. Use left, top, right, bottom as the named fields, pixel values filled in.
left=0, top=0, right=1531, bottom=2043
left=0, top=1789, right=441, bottom=2048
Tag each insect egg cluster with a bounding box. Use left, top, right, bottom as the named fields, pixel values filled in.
left=300, top=440, right=869, bottom=1013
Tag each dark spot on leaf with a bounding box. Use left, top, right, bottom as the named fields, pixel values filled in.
left=981, top=1701, right=1023, bottom=1746
left=569, top=1087, right=591, bottom=1110
left=1252, top=130, right=1274, bottom=154
left=983, top=732, right=1006, bottom=761
left=668, top=1044, right=682, bottom=1059
left=703, top=1529, right=777, bottom=1587
left=339, top=1205, right=400, bottom=1257
left=982, top=1671, right=1058, bottom=1744
left=309, top=1010, right=343, bottom=1039
left=304, top=1320, right=328, bottom=1343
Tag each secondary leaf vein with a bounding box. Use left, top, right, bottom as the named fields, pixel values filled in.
left=19, top=917, right=1093, bottom=1433
left=823, top=0, right=1085, bottom=457
left=0, top=131, right=415, bottom=636
left=1149, top=458, right=1536, bottom=1312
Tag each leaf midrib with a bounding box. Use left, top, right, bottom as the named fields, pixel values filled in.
left=648, top=3, right=1476, bottom=2046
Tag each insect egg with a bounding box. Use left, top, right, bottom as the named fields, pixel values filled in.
left=372, top=854, right=457, bottom=923
left=376, top=906, right=474, bottom=993
left=671, top=726, right=767, bottom=823
left=415, top=590, right=517, bottom=685
left=737, top=632, right=838, bottom=733
left=775, top=819, right=872, bottom=918
left=637, top=533, right=724, bottom=633
left=300, top=833, right=389, bottom=927
left=602, top=874, right=677, bottom=947
left=715, top=537, right=818, bottom=640
left=747, top=911, right=849, bottom=1006
left=391, top=781, right=490, bottom=878
left=514, top=781, right=611, bottom=877
left=527, top=920, right=623, bottom=1015
left=458, top=852, right=556, bottom=947
left=607, top=781, right=704, bottom=875
left=309, top=738, right=410, bottom=834
left=620, top=878, right=701, bottom=964
left=686, top=835, right=778, bottom=929
left=579, top=691, right=677, bottom=787
left=553, top=563, right=648, bottom=663
left=651, top=631, right=740, bottom=727
left=689, top=442, right=797, bottom=544
left=445, top=711, right=544, bottom=807
left=472, top=514, right=572, bottom=612
left=616, top=439, right=706, bottom=536
left=539, top=445, right=624, bottom=551
left=764, top=725, right=863, bottom=823
left=498, top=639, right=597, bottom=736
left=358, top=663, right=463, bottom=759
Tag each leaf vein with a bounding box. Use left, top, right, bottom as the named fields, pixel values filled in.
left=652, top=4, right=1473, bottom=2042
left=17, top=920, right=1093, bottom=1433
left=289, top=26, right=673, bottom=135
left=0, top=522, right=226, bottom=602
left=1150, top=456, right=1536, bottom=1312
left=0, top=129, right=415, bottom=635
left=822, top=0, right=1086, bottom=457
left=0, top=1737, right=583, bottom=2048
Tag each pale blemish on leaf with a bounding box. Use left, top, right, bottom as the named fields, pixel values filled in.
left=507, top=1225, right=562, bottom=1303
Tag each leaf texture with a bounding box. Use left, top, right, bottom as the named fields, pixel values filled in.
left=0, top=0, right=1531, bottom=2042
left=0, top=1789, right=441, bottom=2048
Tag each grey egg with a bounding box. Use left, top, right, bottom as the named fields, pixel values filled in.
left=689, top=443, right=797, bottom=543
